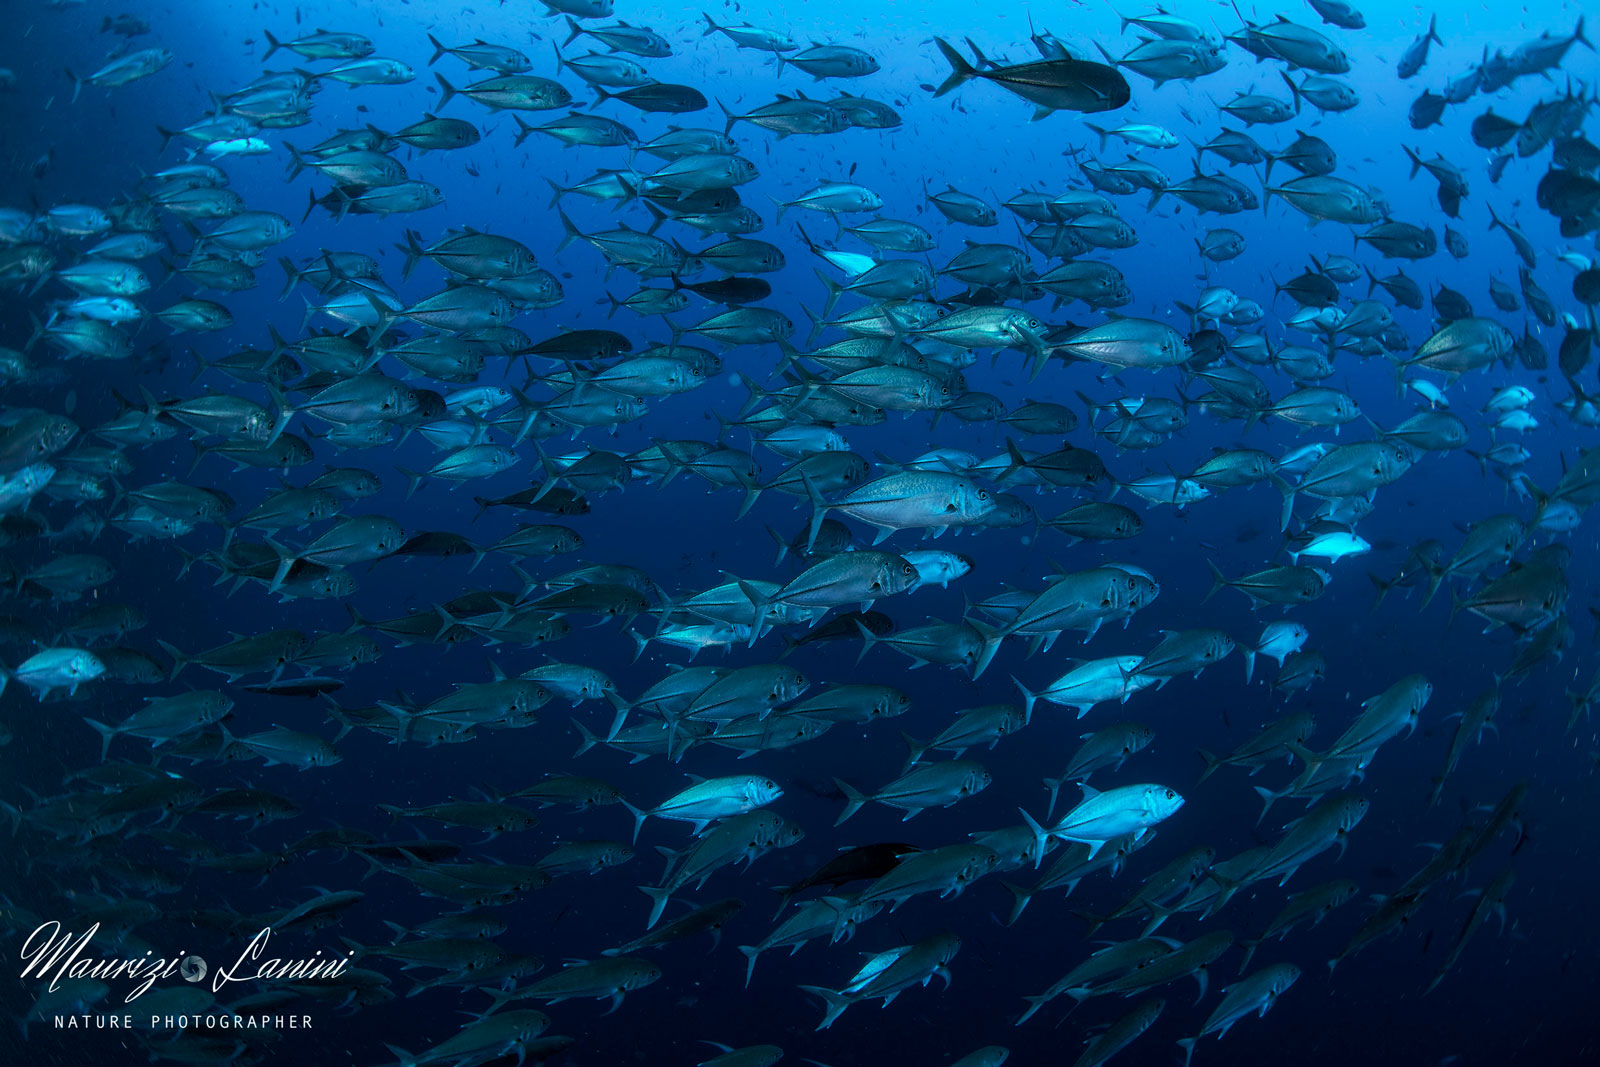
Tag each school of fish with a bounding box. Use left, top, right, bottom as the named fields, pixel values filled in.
left=2, top=1, right=1598, bottom=1065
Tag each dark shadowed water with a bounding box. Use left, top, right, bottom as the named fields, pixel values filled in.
left=2, top=1, right=1599, bottom=1066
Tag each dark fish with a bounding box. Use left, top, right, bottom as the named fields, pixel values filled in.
left=474, top=488, right=591, bottom=517
left=673, top=275, right=773, bottom=305
left=392, top=531, right=483, bottom=561
left=1432, top=284, right=1473, bottom=322
left=1397, top=14, right=1442, bottom=79
left=1575, top=268, right=1600, bottom=305
left=1276, top=269, right=1340, bottom=308
left=932, top=37, right=1131, bottom=117
left=1409, top=90, right=1446, bottom=129
left=1471, top=109, right=1522, bottom=150
left=1271, top=130, right=1337, bottom=178
left=524, top=329, right=632, bottom=362
left=594, top=83, right=707, bottom=113
left=348, top=840, right=463, bottom=864
left=785, top=610, right=894, bottom=652
left=1538, top=167, right=1600, bottom=220
left=243, top=677, right=347, bottom=697
left=773, top=842, right=922, bottom=909
left=1554, top=135, right=1600, bottom=173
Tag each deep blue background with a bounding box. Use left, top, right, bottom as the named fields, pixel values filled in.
left=2, top=0, right=1598, bottom=1065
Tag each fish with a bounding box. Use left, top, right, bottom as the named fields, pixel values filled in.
left=1021, top=783, right=1184, bottom=862
left=933, top=39, right=1131, bottom=117
left=1176, top=963, right=1300, bottom=1065
left=0, top=7, right=1592, bottom=1065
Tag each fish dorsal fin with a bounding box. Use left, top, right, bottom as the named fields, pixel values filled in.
left=1079, top=783, right=1101, bottom=800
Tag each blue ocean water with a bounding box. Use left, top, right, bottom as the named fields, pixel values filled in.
left=2, top=1, right=1598, bottom=1065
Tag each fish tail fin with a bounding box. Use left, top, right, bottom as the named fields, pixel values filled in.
left=1279, top=70, right=1302, bottom=113
left=1251, top=784, right=1287, bottom=827
left=512, top=115, right=538, bottom=149
left=1196, top=749, right=1223, bottom=782
left=767, top=192, right=789, bottom=225
left=1009, top=673, right=1040, bottom=725
left=794, top=469, right=832, bottom=555
left=852, top=618, right=883, bottom=665
left=1001, top=880, right=1033, bottom=926
left=571, top=716, right=601, bottom=758
left=262, top=29, right=281, bottom=59
left=832, top=777, right=868, bottom=826
left=1072, top=908, right=1107, bottom=939
left=1041, top=775, right=1066, bottom=820
left=1419, top=562, right=1446, bottom=609
left=735, top=477, right=762, bottom=522
left=622, top=799, right=647, bottom=844
left=965, top=618, right=1003, bottom=682
left=604, top=692, right=630, bottom=742
left=1427, top=13, right=1442, bottom=45
left=555, top=206, right=583, bottom=253
left=767, top=524, right=792, bottom=568
left=1235, top=937, right=1266, bottom=973
left=735, top=370, right=768, bottom=417
left=433, top=73, right=457, bottom=108
left=397, top=228, right=426, bottom=281
left=639, top=884, right=673, bottom=930
left=900, top=730, right=929, bottom=773
left=563, top=17, right=586, bottom=47
left=734, top=580, right=773, bottom=649
left=543, top=177, right=570, bottom=209
left=1367, top=571, right=1394, bottom=613
left=800, top=985, right=852, bottom=1030
left=1015, top=992, right=1050, bottom=1025
left=700, top=11, right=722, bottom=35
left=83, top=718, right=117, bottom=763
left=1203, top=558, right=1229, bottom=603
left=1402, top=144, right=1424, bottom=180
left=397, top=467, right=425, bottom=501
left=931, top=37, right=976, bottom=97
left=737, top=944, right=761, bottom=987
left=813, top=267, right=843, bottom=320
left=1017, top=807, right=1049, bottom=869
left=426, top=33, right=448, bottom=65
left=155, top=639, right=188, bottom=681
left=999, top=435, right=1032, bottom=485
left=284, top=141, right=307, bottom=181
